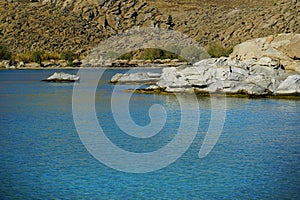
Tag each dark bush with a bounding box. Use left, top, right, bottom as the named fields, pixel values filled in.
left=140, top=48, right=163, bottom=60
left=60, top=50, right=74, bottom=66
left=0, top=45, right=12, bottom=60
left=118, top=52, right=133, bottom=60
left=138, top=48, right=180, bottom=60
left=32, top=51, right=43, bottom=65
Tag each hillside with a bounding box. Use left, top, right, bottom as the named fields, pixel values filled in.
left=0, top=0, right=299, bottom=56
left=149, top=0, right=299, bottom=47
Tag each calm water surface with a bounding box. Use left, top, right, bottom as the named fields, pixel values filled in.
left=0, top=69, right=299, bottom=199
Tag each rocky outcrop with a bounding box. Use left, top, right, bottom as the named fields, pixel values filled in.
left=230, top=34, right=300, bottom=72
left=112, top=56, right=299, bottom=96
left=148, top=57, right=290, bottom=95
left=42, top=72, right=80, bottom=82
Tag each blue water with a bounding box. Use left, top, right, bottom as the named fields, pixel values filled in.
left=0, top=69, right=299, bottom=199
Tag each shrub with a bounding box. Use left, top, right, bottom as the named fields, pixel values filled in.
left=161, top=50, right=179, bottom=60
left=15, top=52, right=33, bottom=63
left=138, top=48, right=163, bottom=60
left=32, top=51, right=43, bottom=65
left=0, top=45, right=12, bottom=60
left=138, top=48, right=180, bottom=60
left=118, top=52, right=133, bottom=60
left=206, top=43, right=233, bottom=58
left=42, top=51, right=60, bottom=60
left=60, top=50, right=74, bottom=66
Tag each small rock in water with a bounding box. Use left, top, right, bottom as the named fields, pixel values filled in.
left=42, top=72, right=80, bottom=82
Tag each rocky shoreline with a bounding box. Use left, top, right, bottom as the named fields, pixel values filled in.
left=111, top=34, right=300, bottom=98
left=111, top=57, right=300, bottom=98
left=0, top=58, right=187, bottom=70
left=1, top=33, right=300, bottom=98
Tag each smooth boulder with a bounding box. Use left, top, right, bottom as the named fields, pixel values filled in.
left=275, top=75, right=300, bottom=95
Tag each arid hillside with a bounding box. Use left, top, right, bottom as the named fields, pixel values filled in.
left=149, top=0, right=299, bottom=47
left=0, top=0, right=299, bottom=55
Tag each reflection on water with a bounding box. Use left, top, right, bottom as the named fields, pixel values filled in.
left=0, top=69, right=299, bottom=199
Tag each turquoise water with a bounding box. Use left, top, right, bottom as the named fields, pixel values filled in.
left=0, top=69, right=299, bottom=199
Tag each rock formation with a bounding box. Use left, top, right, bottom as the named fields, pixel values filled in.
left=230, top=34, right=300, bottom=72
left=42, top=72, right=80, bottom=82
left=113, top=57, right=300, bottom=96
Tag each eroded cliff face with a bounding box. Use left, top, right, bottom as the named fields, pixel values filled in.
left=0, top=0, right=299, bottom=54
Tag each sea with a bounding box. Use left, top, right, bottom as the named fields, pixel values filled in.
left=0, top=69, right=299, bottom=199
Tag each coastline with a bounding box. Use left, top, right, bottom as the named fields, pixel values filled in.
left=0, top=66, right=165, bottom=70
left=127, top=88, right=300, bottom=99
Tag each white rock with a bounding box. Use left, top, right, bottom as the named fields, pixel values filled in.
left=43, top=72, right=80, bottom=82
left=230, top=33, right=300, bottom=71
left=275, top=75, right=300, bottom=94
left=110, top=73, right=124, bottom=83
left=157, top=67, right=190, bottom=88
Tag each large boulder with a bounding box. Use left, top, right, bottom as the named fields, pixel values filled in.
left=230, top=34, right=300, bottom=72
left=275, top=75, right=300, bottom=95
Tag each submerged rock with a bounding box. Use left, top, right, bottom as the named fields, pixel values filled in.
left=42, top=72, right=80, bottom=82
